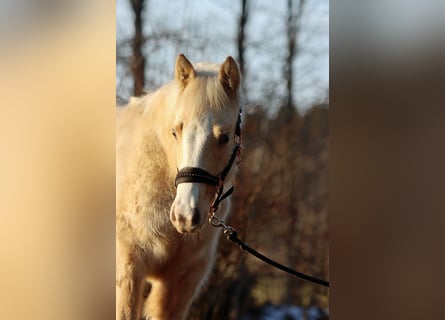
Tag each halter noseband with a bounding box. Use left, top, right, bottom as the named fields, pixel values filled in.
left=174, top=109, right=242, bottom=195
left=175, top=167, right=219, bottom=186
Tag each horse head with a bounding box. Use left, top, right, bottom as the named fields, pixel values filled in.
left=169, top=54, right=241, bottom=233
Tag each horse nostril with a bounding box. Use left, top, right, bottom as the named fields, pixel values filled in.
left=177, top=214, right=186, bottom=225
left=191, top=208, right=201, bottom=227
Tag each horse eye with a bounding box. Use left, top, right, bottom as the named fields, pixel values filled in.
left=171, top=129, right=177, bottom=139
left=218, top=133, right=230, bottom=145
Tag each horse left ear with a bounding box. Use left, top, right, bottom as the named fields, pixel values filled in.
left=219, top=56, right=240, bottom=99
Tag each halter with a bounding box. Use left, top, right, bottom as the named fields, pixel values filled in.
left=175, top=109, right=242, bottom=210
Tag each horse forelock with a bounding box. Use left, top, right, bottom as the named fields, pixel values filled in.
left=175, top=67, right=238, bottom=117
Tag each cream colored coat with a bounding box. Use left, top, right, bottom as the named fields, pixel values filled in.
left=116, top=54, right=241, bottom=320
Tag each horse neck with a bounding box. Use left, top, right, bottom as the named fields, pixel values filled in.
left=140, top=84, right=178, bottom=180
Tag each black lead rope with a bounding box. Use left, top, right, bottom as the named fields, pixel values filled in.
left=209, top=207, right=329, bottom=288
left=224, top=229, right=330, bottom=287
left=208, top=187, right=330, bottom=288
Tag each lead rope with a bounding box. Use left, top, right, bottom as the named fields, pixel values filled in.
left=209, top=190, right=329, bottom=287
left=207, top=110, right=329, bottom=287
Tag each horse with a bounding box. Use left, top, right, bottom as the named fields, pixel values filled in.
left=116, top=54, right=242, bottom=320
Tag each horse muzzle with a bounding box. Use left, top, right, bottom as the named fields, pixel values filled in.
left=170, top=180, right=213, bottom=233
left=170, top=203, right=202, bottom=233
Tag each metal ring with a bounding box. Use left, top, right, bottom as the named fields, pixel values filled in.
left=209, top=216, right=222, bottom=227
left=223, top=226, right=234, bottom=236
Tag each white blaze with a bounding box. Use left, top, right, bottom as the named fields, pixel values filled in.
left=171, top=113, right=214, bottom=232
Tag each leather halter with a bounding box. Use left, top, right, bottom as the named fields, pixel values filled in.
left=175, top=109, right=242, bottom=189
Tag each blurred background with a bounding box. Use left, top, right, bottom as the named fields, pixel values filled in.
left=2, top=1, right=444, bottom=320
left=117, top=0, right=329, bottom=319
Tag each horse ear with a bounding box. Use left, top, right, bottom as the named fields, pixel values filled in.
left=218, top=56, right=240, bottom=99
left=175, top=54, right=195, bottom=88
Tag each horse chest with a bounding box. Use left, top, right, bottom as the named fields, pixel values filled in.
left=147, top=229, right=217, bottom=276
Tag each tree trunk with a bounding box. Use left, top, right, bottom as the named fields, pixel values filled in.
left=237, top=0, right=249, bottom=101
left=237, top=0, right=249, bottom=78
left=285, top=0, right=305, bottom=109
left=130, top=0, right=146, bottom=96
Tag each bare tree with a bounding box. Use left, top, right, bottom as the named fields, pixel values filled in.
left=130, top=0, right=146, bottom=96
left=237, top=0, right=250, bottom=79
left=285, top=0, right=306, bottom=109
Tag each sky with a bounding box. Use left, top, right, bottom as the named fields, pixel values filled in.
left=116, top=0, right=329, bottom=113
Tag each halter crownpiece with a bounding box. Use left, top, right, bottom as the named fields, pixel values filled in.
left=174, top=108, right=242, bottom=189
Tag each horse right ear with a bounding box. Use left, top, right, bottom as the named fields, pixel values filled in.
left=175, top=54, right=195, bottom=88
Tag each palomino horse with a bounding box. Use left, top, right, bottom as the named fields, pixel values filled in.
left=116, top=54, right=241, bottom=320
